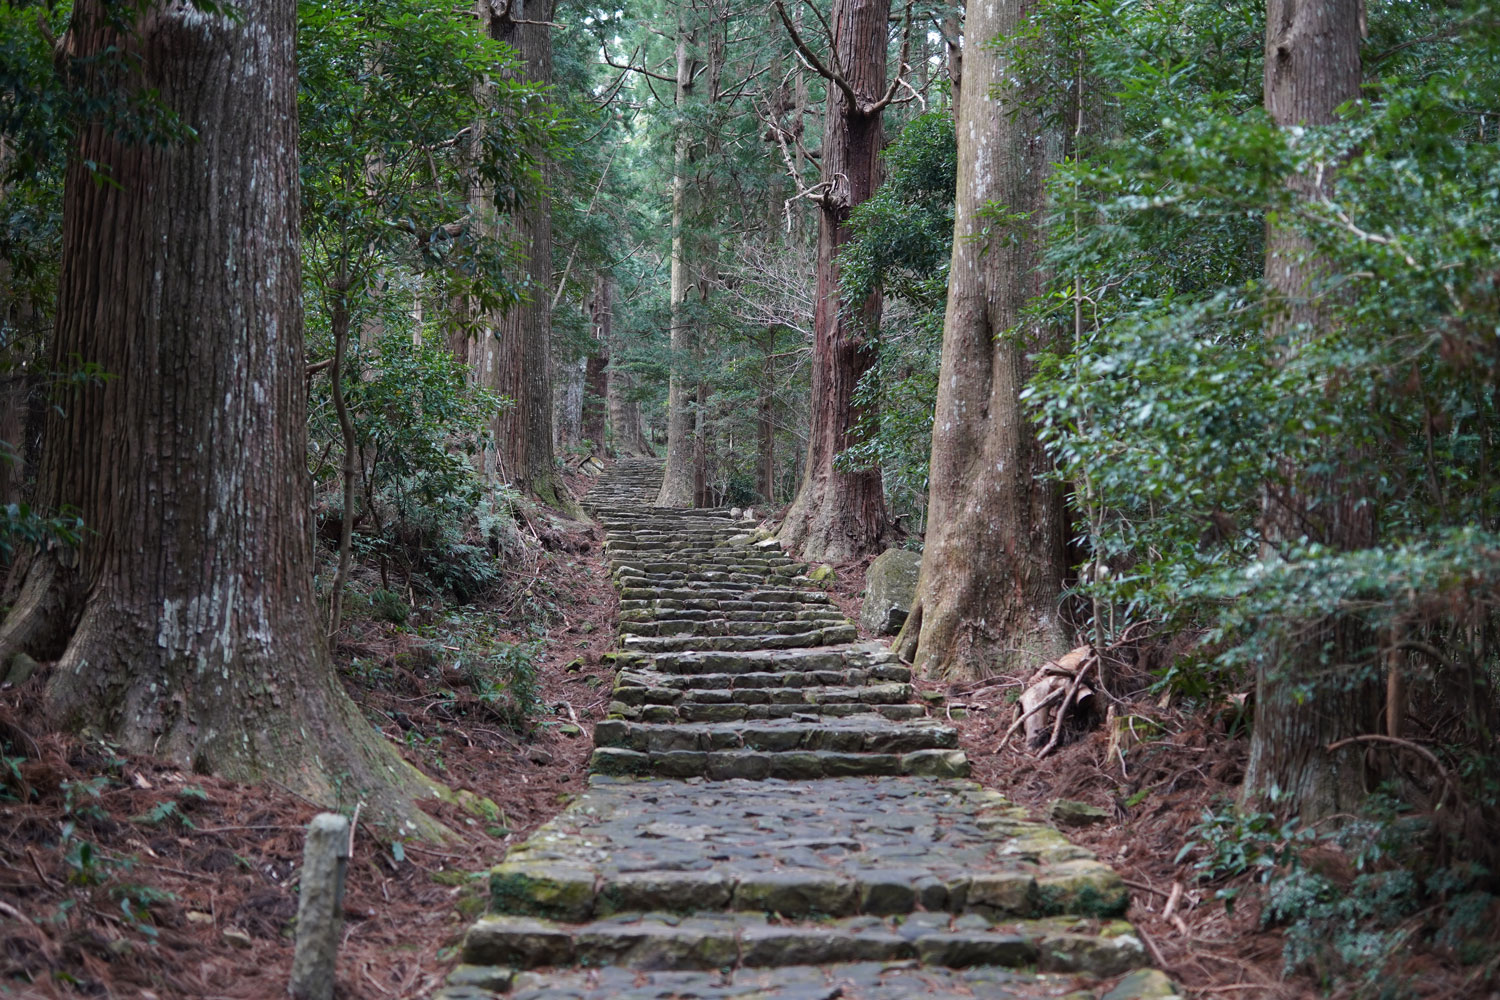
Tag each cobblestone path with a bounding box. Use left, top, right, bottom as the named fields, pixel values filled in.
left=441, top=459, right=1171, bottom=1000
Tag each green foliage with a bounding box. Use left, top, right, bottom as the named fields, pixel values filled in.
left=425, top=609, right=543, bottom=727
left=1014, top=0, right=1500, bottom=723
left=298, top=0, right=558, bottom=321
left=309, top=332, right=506, bottom=598
left=835, top=109, right=957, bottom=527
left=840, top=109, right=957, bottom=309
left=1186, top=795, right=1498, bottom=990
left=368, top=587, right=410, bottom=625
left=130, top=786, right=208, bottom=829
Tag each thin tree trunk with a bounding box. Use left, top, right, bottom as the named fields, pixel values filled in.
left=0, top=376, right=27, bottom=508
left=582, top=275, right=610, bottom=454
left=894, top=0, right=1071, bottom=680
left=757, top=329, right=776, bottom=503
left=0, top=0, right=444, bottom=832
left=777, top=0, right=890, bottom=562
left=328, top=289, right=356, bottom=636
left=1243, top=0, right=1378, bottom=820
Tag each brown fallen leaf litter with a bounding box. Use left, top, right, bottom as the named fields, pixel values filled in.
left=3, top=475, right=1495, bottom=999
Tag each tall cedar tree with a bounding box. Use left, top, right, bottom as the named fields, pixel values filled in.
left=894, top=0, right=1071, bottom=679
left=1242, top=0, right=1379, bottom=819
left=774, top=0, right=899, bottom=561
left=657, top=16, right=700, bottom=506
left=0, top=0, right=445, bottom=830
left=478, top=0, right=567, bottom=506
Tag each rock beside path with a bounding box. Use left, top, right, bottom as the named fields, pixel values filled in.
left=859, top=549, right=920, bottom=635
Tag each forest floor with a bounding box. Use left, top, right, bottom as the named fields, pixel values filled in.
left=0, top=466, right=1490, bottom=999
left=0, top=465, right=618, bottom=999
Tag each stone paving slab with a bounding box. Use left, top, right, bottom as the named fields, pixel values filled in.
left=486, top=777, right=1125, bottom=922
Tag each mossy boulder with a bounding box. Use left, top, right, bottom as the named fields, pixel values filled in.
left=1102, top=968, right=1182, bottom=999
left=1049, top=798, right=1110, bottom=828
left=860, top=549, right=921, bottom=635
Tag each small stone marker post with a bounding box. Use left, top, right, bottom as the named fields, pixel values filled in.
left=289, top=812, right=351, bottom=1000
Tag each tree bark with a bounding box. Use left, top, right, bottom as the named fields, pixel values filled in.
left=327, top=288, right=357, bottom=637
left=776, top=0, right=891, bottom=562
left=894, top=0, right=1071, bottom=681
left=657, top=20, right=699, bottom=507
left=0, top=0, right=444, bottom=832
left=582, top=275, right=610, bottom=455
left=482, top=0, right=566, bottom=507
left=554, top=355, right=584, bottom=452
left=1243, top=0, right=1378, bottom=820
left=757, top=329, right=777, bottom=503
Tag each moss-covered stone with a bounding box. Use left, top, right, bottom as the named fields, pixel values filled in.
left=489, top=862, right=597, bottom=921
left=595, top=871, right=733, bottom=916
left=445, top=964, right=515, bottom=992
left=966, top=871, right=1039, bottom=916
left=1036, top=861, right=1130, bottom=917
left=1103, top=968, right=1182, bottom=1000
left=734, top=871, right=858, bottom=917
left=461, top=916, right=573, bottom=967
left=1038, top=929, right=1147, bottom=977
left=1049, top=799, right=1110, bottom=828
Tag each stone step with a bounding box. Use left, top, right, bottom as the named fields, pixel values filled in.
left=445, top=963, right=1134, bottom=1000
left=615, top=570, right=809, bottom=587
left=619, top=588, right=830, bottom=605
left=615, top=664, right=904, bottom=691
left=618, top=608, right=846, bottom=624
left=459, top=912, right=1147, bottom=978
left=484, top=777, right=1124, bottom=922
left=593, top=716, right=957, bottom=754
left=615, top=673, right=910, bottom=702
left=619, top=618, right=846, bottom=638
left=589, top=746, right=968, bottom=780
left=621, top=627, right=857, bottom=653
left=640, top=646, right=900, bottom=676
left=619, top=599, right=832, bottom=614
left=618, top=702, right=926, bottom=724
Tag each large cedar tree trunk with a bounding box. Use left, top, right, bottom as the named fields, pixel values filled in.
left=894, top=0, right=1071, bottom=680
left=1243, top=0, right=1379, bottom=819
left=0, top=0, right=443, bottom=831
left=483, top=0, right=567, bottom=507
left=777, top=0, right=891, bottom=562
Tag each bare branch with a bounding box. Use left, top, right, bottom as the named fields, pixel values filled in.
left=862, top=0, right=915, bottom=115
left=596, top=37, right=679, bottom=83
left=772, top=0, right=857, bottom=109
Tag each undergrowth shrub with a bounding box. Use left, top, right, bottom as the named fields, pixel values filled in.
left=1186, top=793, right=1500, bottom=993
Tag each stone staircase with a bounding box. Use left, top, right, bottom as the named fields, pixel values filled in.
left=440, top=458, right=1168, bottom=1000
